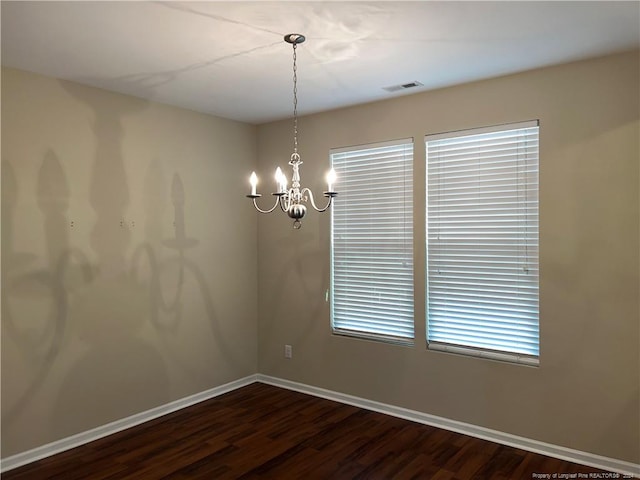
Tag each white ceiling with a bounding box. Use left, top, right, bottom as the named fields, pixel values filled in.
left=2, top=1, right=639, bottom=124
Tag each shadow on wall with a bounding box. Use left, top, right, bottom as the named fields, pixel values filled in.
left=260, top=222, right=328, bottom=362
left=1, top=77, right=246, bottom=449
left=1, top=155, right=93, bottom=428
left=130, top=172, right=254, bottom=378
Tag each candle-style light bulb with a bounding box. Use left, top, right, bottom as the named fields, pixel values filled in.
left=249, top=171, right=258, bottom=196
left=275, top=167, right=288, bottom=193
left=326, top=168, right=337, bottom=192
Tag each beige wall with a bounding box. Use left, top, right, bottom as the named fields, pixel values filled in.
left=1, top=68, right=258, bottom=457
left=256, top=50, right=640, bottom=463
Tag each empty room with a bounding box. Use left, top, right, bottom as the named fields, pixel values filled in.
left=1, top=1, right=639, bottom=479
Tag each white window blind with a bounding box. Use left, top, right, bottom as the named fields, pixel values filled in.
left=426, top=121, right=539, bottom=364
left=331, top=139, right=414, bottom=343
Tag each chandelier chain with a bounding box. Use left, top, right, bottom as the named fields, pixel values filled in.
left=292, top=42, right=298, bottom=156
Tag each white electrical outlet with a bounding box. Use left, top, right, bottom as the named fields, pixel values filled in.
left=284, top=344, right=292, bottom=359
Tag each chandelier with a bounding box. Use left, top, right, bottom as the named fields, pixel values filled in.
left=247, top=33, right=337, bottom=229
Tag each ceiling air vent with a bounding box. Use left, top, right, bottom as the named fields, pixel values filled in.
left=383, top=81, right=423, bottom=93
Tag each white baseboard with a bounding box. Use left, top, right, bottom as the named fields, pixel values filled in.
left=3, top=373, right=638, bottom=478
left=0, top=374, right=257, bottom=473
left=257, top=374, right=640, bottom=478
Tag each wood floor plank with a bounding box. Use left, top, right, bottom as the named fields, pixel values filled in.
left=2, top=383, right=615, bottom=479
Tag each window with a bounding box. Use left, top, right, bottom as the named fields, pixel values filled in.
left=426, top=121, right=539, bottom=365
left=330, top=139, right=414, bottom=343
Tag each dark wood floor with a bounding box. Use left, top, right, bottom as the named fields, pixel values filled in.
left=3, top=382, right=612, bottom=479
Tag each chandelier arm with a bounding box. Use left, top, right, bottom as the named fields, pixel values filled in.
left=250, top=195, right=281, bottom=214
left=303, top=188, right=334, bottom=213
